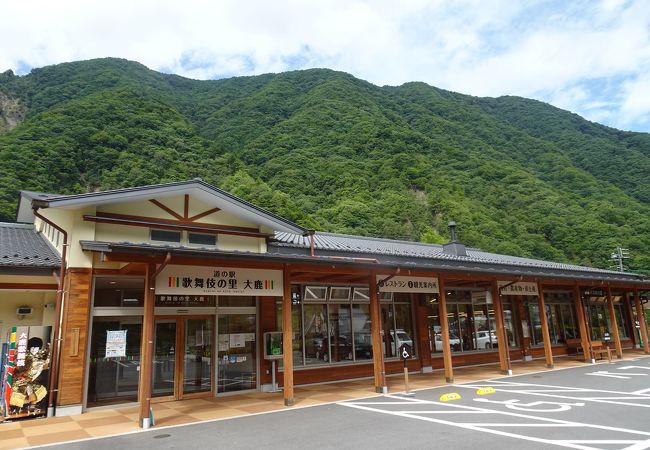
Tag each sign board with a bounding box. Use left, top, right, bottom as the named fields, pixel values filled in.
left=156, top=265, right=283, bottom=296
left=498, top=281, right=539, bottom=296
left=105, top=330, right=127, bottom=358
left=155, top=295, right=216, bottom=308
left=229, top=333, right=245, bottom=348
left=3, top=326, right=52, bottom=420
left=377, top=275, right=439, bottom=293
left=399, top=343, right=413, bottom=360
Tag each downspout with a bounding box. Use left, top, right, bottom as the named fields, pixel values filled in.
left=33, top=207, right=67, bottom=418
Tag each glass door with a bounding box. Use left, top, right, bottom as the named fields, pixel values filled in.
left=183, top=318, right=213, bottom=395
left=153, top=316, right=214, bottom=399
left=152, top=320, right=177, bottom=398
left=217, top=313, right=257, bottom=393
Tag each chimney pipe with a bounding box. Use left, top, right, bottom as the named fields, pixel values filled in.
left=448, top=221, right=458, bottom=242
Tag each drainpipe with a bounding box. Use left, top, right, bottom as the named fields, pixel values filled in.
left=33, top=207, right=67, bottom=418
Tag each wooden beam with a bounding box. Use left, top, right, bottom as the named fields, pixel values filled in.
left=183, top=194, right=189, bottom=220
left=574, top=284, right=593, bottom=362
left=149, top=199, right=184, bottom=221
left=491, top=280, right=511, bottom=374
left=118, top=263, right=146, bottom=275
left=634, top=288, right=650, bottom=354
left=369, top=270, right=386, bottom=392
left=138, top=263, right=156, bottom=428
left=606, top=286, right=623, bottom=359
left=282, top=265, right=294, bottom=406
left=187, top=207, right=221, bottom=222
left=0, top=283, right=58, bottom=290
left=537, top=282, right=554, bottom=368
left=438, top=277, right=454, bottom=383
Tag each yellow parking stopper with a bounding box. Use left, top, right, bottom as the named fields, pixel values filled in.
left=476, top=387, right=496, bottom=396
left=440, top=392, right=461, bottom=402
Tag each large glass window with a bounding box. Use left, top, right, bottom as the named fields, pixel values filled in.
left=526, top=292, right=579, bottom=346
left=276, top=285, right=415, bottom=367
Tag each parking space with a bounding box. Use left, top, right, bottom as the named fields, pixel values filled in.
left=339, top=356, right=650, bottom=450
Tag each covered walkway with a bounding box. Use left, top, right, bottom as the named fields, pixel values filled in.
left=2, top=349, right=646, bottom=450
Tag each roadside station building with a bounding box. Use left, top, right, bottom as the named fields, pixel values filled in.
left=1, top=179, right=649, bottom=426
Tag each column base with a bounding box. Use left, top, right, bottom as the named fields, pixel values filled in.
left=284, top=398, right=295, bottom=406
left=546, top=364, right=554, bottom=369
left=375, top=386, right=388, bottom=394
left=501, top=369, right=513, bottom=376
left=445, top=377, right=454, bottom=383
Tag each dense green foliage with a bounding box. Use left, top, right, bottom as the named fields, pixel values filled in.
left=1, top=58, right=649, bottom=273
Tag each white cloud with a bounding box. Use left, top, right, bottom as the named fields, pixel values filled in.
left=1, top=0, right=650, bottom=131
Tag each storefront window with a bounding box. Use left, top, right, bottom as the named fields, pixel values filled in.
left=527, top=303, right=544, bottom=346
left=276, top=285, right=415, bottom=367
left=502, top=301, right=518, bottom=348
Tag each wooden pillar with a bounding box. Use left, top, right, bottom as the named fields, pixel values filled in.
left=138, top=263, right=155, bottom=428
left=370, top=272, right=387, bottom=391
left=438, top=277, right=453, bottom=383
left=537, top=283, right=554, bottom=368
left=606, top=286, right=623, bottom=359
left=415, top=294, right=432, bottom=371
left=573, top=284, right=592, bottom=362
left=282, top=266, right=294, bottom=405
left=491, top=281, right=511, bottom=374
left=369, top=271, right=386, bottom=392
left=634, top=289, right=650, bottom=354
left=624, top=291, right=638, bottom=348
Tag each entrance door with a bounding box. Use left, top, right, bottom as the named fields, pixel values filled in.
left=217, top=313, right=257, bottom=393
left=152, top=316, right=213, bottom=399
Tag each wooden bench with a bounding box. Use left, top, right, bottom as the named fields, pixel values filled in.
left=565, top=338, right=612, bottom=362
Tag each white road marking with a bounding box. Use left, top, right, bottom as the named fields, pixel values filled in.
left=340, top=394, right=650, bottom=450
left=631, top=388, right=650, bottom=395
left=619, top=366, right=650, bottom=371
left=587, top=371, right=648, bottom=379
left=622, top=438, right=650, bottom=450
left=486, top=379, right=650, bottom=398
left=474, top=398, right=585, bottom=412
left=454, top=383, right=650, bottom=409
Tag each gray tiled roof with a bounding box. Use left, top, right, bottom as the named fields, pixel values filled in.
left=0, top=222, right=60, bottom=268
left=272, top=231, right=630, bottom=277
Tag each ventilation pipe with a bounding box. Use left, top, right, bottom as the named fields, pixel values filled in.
left=442, top=221, right=467, bottom=256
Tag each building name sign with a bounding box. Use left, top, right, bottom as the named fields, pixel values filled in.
left=156, top=265, right=283, bottom=296
left=498, top=281, right=539, bottom=296
left=377, top=275, right=439, bottom=293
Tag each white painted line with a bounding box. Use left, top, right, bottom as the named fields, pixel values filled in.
left=487, top=379, right=650, bottom=398
left=395, top=410, right=492, bottom=414
left=587, top=371, right=648, bottom=379
left=453, top=383, right=650, bottom=408
left=623, top=438, right=650, bottom=450
left=619, top=366, right=650, bottom=370
left=632, top=388, right=650, bottom=395
left=460, top=423, right=579, bottom=427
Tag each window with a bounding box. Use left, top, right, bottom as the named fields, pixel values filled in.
left=276, top=284, right=415, bottom=367
left=93, top=277, right=144, bottom=307
left=188, top=232, right=217, bottom=246
left=150, top=229, right=181, bottom=243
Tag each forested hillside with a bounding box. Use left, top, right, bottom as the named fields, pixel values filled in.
left=1, top=58, right=649, bottom=274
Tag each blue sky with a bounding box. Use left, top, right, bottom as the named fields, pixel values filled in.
left=2, top=0, right=649, bottom=132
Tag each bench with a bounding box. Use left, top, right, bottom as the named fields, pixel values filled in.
left=565, top=338, right=612, bottom=362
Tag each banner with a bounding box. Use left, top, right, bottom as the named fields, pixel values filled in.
left=156, top=265, right=283, bottom=296
left=3, top=326, right=52, bottom=419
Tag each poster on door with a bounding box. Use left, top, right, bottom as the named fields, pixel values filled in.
left=3, top=326, right=52, bottom=420
left=105, top=330, right=127, bottom=358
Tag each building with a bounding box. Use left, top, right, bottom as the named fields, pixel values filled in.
left=1, top=179, right=649, bottom=427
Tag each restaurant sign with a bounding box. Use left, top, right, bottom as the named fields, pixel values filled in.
left=377, top=275, right=439, bottom=293
left=498, top=281, right=539, bottom=296
left=156, top=265, right=283, bottom=296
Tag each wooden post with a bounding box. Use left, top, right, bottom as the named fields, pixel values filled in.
left=606, top=286, right=623, bottom=359
left=438, top=277, right=454, bottom=383
left=491, top=281, right=511, bottom=375
left=369, top=271, right=386, bottom=393
left=138, top=263, right=155, bottom=428
left=537, top=282, right=554, bottom=368
left=634, top=289, right=650, bottom=354
left=282, top=265, right=294, bottom=406
left=573, top=284, right=592, bottom=362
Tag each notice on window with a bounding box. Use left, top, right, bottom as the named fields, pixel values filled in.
left=105, top=330, right=127, bottom=358
left=230, top=333, right=245, bottom=348
left=218, top=334, right=229, bottom=351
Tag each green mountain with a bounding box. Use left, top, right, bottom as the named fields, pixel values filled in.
left=1, top=58, right=649, bottom=274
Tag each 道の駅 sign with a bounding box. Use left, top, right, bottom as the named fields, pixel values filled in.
left=156, top=265, right=283, bottom=296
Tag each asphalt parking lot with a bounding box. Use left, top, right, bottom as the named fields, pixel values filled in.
left=44, top=356, right=650, bottom=450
